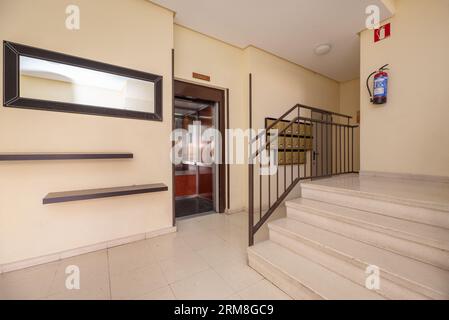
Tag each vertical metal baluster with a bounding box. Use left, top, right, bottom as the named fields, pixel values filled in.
left=276, top=124, right=279, bottom=200
left=248, top=73, right=253, bottom=246
left=348, top=123, right=350, bottom=174
left=326, top=115, right=329, bottom=176
left=298, top=107, right=300, bottom=179
left=352, top=127, right=355, bottom=173
left=343, top=125, right=346, bottom=173
left=259, top=153, right=262, bottom=221
left=303, top=125, right=307, bottom=180
left=331, top=116, right=334, bottom=175
left=337, top=123, right=339, bottom=174
left=291, top=123, right=293, bottom=185
left=277, top=146, right=279, bottom=200
left=284, top=125, right=287, bottom=192
left=347, top=119, right=350, bottom=173
left=321, top=116, right=324, bottom=178
left=268, top=136, right=271, bottom=209
left=340, top=125, right=342, bottom=174
left=347, top=124, right=349, bottom=173
left=310, top=120, right=313, bottom=179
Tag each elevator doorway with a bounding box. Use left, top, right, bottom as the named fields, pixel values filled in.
left=173, top=80, right=226, bottom=218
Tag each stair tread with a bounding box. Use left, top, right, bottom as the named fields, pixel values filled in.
left=269, top=218, right=449, bottom=296
left=287, top=198, right=449, bottom=250
left=249, top=240, right=384, bottom=300
left=300, top=178, right=449, bottom=213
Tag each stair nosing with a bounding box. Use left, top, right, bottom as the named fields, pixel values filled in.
left=248, top=245, right=323, bottom=300
left=248, top=241, right=384, bottom=300
left=300, top=183, right=449, bottom=213
left=286, top=198, right=449, bottom=252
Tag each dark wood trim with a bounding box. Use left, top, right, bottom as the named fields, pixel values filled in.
left=0, top=153, right=133, bottom=161
left=174, top=80, right=226, bottom=214
left=171, top=49, right=176, bottom=227
left=43, top=183, right=168, bottom=205
left=226, top=88, right=230, bottom=210
left=3, top=41, right=163, bottom=121
left=248, top=73, right=254, bottom=246
left=192, top=72, right=211, bottom=82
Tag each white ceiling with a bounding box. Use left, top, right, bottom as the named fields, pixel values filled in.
left=152, top=0, right=393, bottom=82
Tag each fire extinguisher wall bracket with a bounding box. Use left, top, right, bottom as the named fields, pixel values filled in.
left=367, top=64, right=389, bottom=105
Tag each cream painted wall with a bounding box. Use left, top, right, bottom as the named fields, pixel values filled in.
left=1, top=1, right=351, bottom=265
left=381, top=0, right=397, bottom=15
left=360, top=0, right=449, bottom=177
left=0, top=0, right=174, bottom=264
left=340, top=79, right=360, bottom=171
left=174, top=28, right=342, bottom=211
left=246, top=45, right=340, bottom=128
left=245, top=46, right=341, bottom=204
left=174, top=24, right=247, bottom=212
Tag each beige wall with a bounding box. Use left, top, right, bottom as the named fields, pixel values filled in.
left=360, top=0, right=449, bottom=177
left=246, top=45, right=340, bottom=129
left=174, top=28, right=342, bottom=211
left=174, top=24, right=247, bottom=212
left=0, top=0, right=174, bottom=265
left=340, top=79, right=360, bottom=124
left=0, top=0, right=352, bottom=265
left=340, top=79, right=360, bottom=171
left=245, top=46, right=341, bottom=204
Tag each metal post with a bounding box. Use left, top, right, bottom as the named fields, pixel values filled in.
left=248, top=73, right=254, bottom=247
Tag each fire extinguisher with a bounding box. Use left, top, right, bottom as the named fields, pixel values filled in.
left=366, top=64, right=389, bottom=104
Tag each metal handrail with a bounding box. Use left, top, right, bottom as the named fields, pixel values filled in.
left=248, top=103, right=358, bottom=246
left=251, top=116, right=358, bottom=160
left=250, top=116, right=300, bottom=160
left=250, top=104, right=300, bottom=143
left=298, top=104, right=353, bottom=119
left=251, top=104, right=352, bottom=144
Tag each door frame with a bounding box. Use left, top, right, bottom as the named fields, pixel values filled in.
left=311, top=111, right=332, bottom=179
left=173, top=80, right=226, bottom=215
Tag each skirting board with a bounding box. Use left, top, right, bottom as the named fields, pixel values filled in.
left=226, top=207, right=246, bottom=215
left=0, top=226, right=177, bottom=274
left=360, top=171, right=449, bottom=184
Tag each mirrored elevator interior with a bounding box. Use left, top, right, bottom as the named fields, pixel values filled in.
left=174, top=98, right=217, bottom=218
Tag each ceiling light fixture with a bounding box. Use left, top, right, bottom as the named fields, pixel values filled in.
left=314, top=44, right=332, bottom=56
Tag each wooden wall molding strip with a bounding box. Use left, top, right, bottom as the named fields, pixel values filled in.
left=0, top=153, right=133, bottom=161
left=43, top=183, right=168, bottom=204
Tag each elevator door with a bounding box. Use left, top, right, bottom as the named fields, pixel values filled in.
left=174, top=100, right=216, bottom=218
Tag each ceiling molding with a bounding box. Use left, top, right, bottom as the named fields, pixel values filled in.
left=157, top=0, right=393, bottom=81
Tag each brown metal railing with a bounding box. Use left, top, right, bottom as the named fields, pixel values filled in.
left=248, top=104, right=359, bottom=246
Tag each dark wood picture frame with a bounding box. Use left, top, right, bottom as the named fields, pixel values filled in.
left=3, top=41, right=163, bottom=121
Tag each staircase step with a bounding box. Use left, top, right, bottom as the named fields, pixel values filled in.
left=289, top=198, right=449, bottom=250
left=269, top=218, right=449, bottom=300
left=286, top=198, right=449, bottom=270
left=248, top=241, right=385, bottom=300
left=300, top=182, right=449, bottom=229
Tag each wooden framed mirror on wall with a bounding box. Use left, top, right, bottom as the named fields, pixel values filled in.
left=3, top=41, right=163, bottom=121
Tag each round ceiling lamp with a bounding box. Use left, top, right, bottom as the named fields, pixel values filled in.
left=314, top=44, right=332, bottom=56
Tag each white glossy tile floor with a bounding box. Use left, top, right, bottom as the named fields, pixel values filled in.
left=0, top=211, right=291, bottom=300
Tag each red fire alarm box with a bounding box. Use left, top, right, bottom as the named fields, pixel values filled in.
left=374, top=23, right=391, bottom=42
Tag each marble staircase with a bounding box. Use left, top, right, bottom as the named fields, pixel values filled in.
left=248, top=175, right=449, bottom=300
